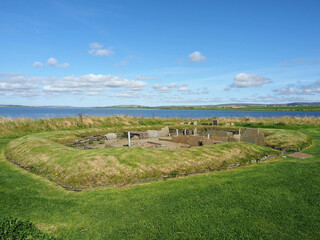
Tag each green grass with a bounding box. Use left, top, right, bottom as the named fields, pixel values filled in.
left=262, top=129, right=312, bottom=151
left=0, top=119, right=319, bottom=239
left=0, top=216, right=56, bottom=239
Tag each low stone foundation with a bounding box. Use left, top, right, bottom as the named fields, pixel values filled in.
left=65, top=126, right=265, bottom=149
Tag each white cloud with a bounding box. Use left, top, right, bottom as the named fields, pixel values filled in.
left=198, top=87, right=209, bottom=94
left=273, top=80, right=320, bottom=95
left=136, top=75, right=160, bottom=81
left=178, top=86, right=191, bottom=92
left=300, top=79, right=320, bottom=94
left=153, top=84, right=171, bottom=93
left=168, top=83, right=179, bottom=88
left=0, top=72, right=21, bottom=77
left=280, top=58, right=320, bottom=66
left=88, top=42, right=113, bottom=56
left=114, top=56, right=134, bottom=67
left=47, top=57, right=58, bottom=66
left=90, top=42, right=103, bottom=49
left=273, top=87, right=299, bottom=95
left=108, top=93, right=141, bottom=98
left=89, top=48, right=113, bottom=56
left=0, top=82, right=39, bottom=97
left=0, top=73, right=147, bottom=97
left=229, top=73, right=271, bottom=88
left=153, top=83, right=179, bottom=93
left=42, top=74, right=147, bottom=94
left=281, top=58, right=305, bottom=66
left=33, top=61, right=43, bottom=68
left=47, top=57, right=69, bottom=68
left=258, top=94, right=273, bottom=99
left=188, top=51, right=207, bottom=63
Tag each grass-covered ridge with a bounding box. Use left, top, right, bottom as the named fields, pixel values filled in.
left=5, top=128, right=279, bottom=189
left=3, top=117, right=311, bottom=189
left=262, top=129, right=312, bottom=151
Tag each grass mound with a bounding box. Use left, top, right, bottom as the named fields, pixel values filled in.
left=262, top=129, right=311, bottom=151
left=5, top=129, right=280, bottom=189
left=0, top=216, right=56, bottom=240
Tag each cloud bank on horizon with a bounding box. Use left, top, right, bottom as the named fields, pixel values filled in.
left=0, top=0, right=319, bottom=107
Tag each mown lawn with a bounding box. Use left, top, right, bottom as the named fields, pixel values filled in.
left=0, top=128, right=319, bottom=239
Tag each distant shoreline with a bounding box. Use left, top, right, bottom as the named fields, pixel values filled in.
left=1, top=105, right=320, bottom=112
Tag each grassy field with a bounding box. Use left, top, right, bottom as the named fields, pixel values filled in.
left=99, top=105, right=320, bottom=111
left=0, top=116, right=319, bottom=239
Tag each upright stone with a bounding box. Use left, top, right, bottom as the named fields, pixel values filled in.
left=213, top=119, right=218, bottom=125
left=161, top=126, right=169, bottom=136
left=128, top=131, right=131, bottom=147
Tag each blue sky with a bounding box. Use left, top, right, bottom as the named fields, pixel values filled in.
left=0, top=0, right=319, bottom=107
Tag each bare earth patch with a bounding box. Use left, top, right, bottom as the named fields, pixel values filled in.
left=288, top=152, right=313, bottom=159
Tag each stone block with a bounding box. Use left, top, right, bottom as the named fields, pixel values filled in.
left=240, top=128, right=265, bottom=146
left=161, top=126, right=169, bottom=136
left=147, top=130, right=161, bottom=138
left=105, top=133, right=117, bottom=140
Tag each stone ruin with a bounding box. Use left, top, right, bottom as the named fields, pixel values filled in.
left=170, top=128, right=265, bottom=147
left=240, top=128, right=265, bottom=146
left=65, top=126, right=265, bottom=150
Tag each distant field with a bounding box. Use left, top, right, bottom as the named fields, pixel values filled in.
left=103, top=105, right=320, bottom=111
left=0, top=116, right=319, bottom=239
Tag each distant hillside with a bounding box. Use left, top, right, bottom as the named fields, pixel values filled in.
left=287, top=102, right=320, bottom=107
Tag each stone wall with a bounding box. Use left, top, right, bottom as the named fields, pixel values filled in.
left=147, top=126, right=169, bottom=138
left=240, top=128, right=265, bottom=146
left=172, top=136, right=216, bottom=147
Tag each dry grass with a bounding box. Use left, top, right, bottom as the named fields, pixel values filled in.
left=1, top=116, right=319, bottom=138
left=216, top=116, right=320, bottom=126
left=0, top=116, right=180, bottom=137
